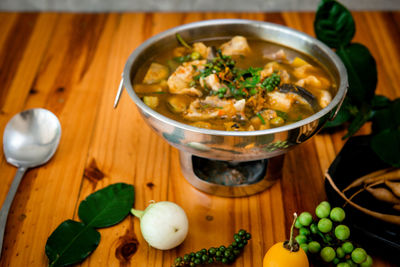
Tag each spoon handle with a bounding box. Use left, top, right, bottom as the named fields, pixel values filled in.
left=0, top=167, right=27, bottom=258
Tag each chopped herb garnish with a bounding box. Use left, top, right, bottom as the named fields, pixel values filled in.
left=257, top=113, right=266, bottom=125
left=249, top=88, right=258, bottom=96
left=176, top=33, right=192, bottom=50
left=174, top=54, right=192, bottom=63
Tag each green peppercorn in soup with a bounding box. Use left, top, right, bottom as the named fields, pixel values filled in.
left=133, top=36, right=336, bottom=131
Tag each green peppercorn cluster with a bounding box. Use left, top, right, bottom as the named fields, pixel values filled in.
left=261, top=73, right=281, bottom=92
left=172, top=229, right=251, bottom=267
left=295, top=201, right=373, bottom=267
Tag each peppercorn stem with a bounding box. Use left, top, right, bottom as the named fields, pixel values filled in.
left=288, top=212, right=298, bottom=251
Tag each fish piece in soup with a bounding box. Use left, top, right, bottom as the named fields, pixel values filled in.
left=184, top=96, right=245, bottom=121
left=318, top=90, right=332, bottom=108
left=220, top=36, right=250, bottom=56
left=201, top=73, right=226, bottom=92
left=266, top=91, right=310, bottom=113
left=167, top=60, right=206, bottom=97
left=193, top=42, right=211, bottom=59
left=264, top=49, right=287, bottom=61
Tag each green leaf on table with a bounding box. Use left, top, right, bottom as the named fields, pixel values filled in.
left=372, top=99, right=400, bottom=134
left=371, top=95, right=391, bottom=109
left=45, top=220, right=100, bottom=267
left=78, top=183, right=134, bottom=228
left=343, top=104, right=373, bottom=139
left=371, top=128, right=400, bottom=167
left=314, top=0, right=355, bottom=48
left=336, top=43, right=377, bottom=105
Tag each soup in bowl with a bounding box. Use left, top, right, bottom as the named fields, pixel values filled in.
left=134, top=36, right=335, bottom=131
left=117, top=19, right=347, bottom=161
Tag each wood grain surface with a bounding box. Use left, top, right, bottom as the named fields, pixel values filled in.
left=0, top=12, right=399, bottom=267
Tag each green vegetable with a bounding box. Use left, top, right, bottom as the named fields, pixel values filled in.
left=174, top=54, right=192, bottom=63
left=300, top=243, right=309, bottom=253
left=298, top=212, right=313, bottom=226
left=337, top=262, right=351, bottom=267
left=310, top=223, right=318, bottom=234
left=346, top=259, right=358, bottom=267
left=295, top=218, right=303, bottom=229
left=45, top=183, right=134, bottom=267
left=336, top=247, right=345, bottom=258
left=45, top=220, right=100, bottom=267
left=371, top=99, right=400, bottom=167
left=330, top=207, right=346, bottom=222
left=320, top=246, right=336, bottom=262
left=261, top=72, right=281, bottom=92
left=294, top=201, right=371, bottom=266
left=172, top=229, right=251, bottom=266
left=351, top=248, right=367, bottom=264
left=341, top=242, right=354, bottom=254
left=295, top=235, right=308, bottom=245
left=334, top=225, right=350, bottom=240
left=333, top=257, right=340, bottom=264
left=270, top=116, right=285, bottom=127
left=191, top=51, right=201, bottom=60
left=314, top=0, right=355, bottom=48
left=359, top=255, right=373, bottom=267
left=299, top=227, right=311, bottom=236
left=317, top=218, right=333, bottom=233
left=308, top=241, right=321, bottom=253
left=257, top=113, right=266, bottom=125
left=315, top=202, right=331, bottom=218
left=176, top=33, right=192, bottom=50
left=315, top=0, right=400, bottom=167
left=143, top=96, right=159, bottom=109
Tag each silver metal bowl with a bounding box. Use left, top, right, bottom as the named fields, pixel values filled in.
left=116, top=19, right=347, bottom=162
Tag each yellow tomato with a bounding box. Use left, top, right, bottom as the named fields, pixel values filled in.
left=263, top=242, right=309, bottom=267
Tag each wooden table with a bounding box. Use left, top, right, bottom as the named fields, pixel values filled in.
left=0, top=11, right=399, bottom=267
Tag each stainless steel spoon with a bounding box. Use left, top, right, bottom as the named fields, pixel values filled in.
left=0, top=108, right=61, bottom=258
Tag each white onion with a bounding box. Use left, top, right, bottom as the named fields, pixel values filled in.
left=131, top=201, right=189, bottom=250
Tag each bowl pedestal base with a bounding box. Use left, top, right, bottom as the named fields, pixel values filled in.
left=179, top=151, right=284, bottom=197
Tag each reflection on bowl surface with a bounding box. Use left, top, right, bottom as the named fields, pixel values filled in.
left=122, top=19, right=347, bottom=161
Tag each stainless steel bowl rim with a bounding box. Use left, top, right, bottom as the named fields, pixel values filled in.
left=123, top=19, right=348, bottom=137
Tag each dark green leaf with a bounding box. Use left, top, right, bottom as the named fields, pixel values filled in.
left=371, top=128, right=400, bottom=167
left=372, top=99, right=400, bottom=134
left=314, top=0, right=355, bottom=48
left=45, top=220, right=100, bottom=267
left=391, top=99, right=400, bottom=126
left=372, top=106, right=392, bottom=134
left=371, top=95, right=391, bottom=109
left=336, top=43, right=377, bottom=104
left=78, top=183, right=134, bottom=228
left=343, top=104, right=373, bottom=139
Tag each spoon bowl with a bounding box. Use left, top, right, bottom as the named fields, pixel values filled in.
left=3, top=108, right=61, bottom=167
left=0, top=108, right=61, bottom=257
